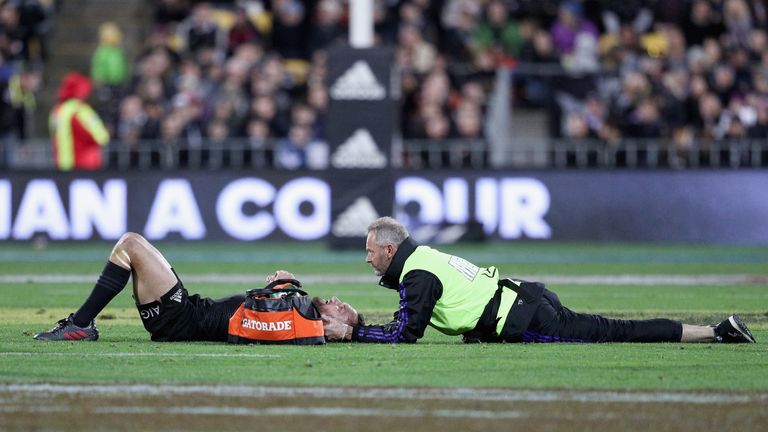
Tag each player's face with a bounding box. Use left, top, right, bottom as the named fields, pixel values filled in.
left=312, top=296, right=359, bottom=326
left=365, top=232, right=394, bottom=277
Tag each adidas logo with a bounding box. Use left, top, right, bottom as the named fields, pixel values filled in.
left=169, top=289, right=183, bottom=303
left=330, top=60, right=386, bottom=100
left=332, top=197, right=380, bottom=237
left=331, top=129, right=387, bottom=168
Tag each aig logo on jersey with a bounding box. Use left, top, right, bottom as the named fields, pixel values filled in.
left=330, top=60, right=386, bottom=100
left=139, top=305, right=160, bottom=321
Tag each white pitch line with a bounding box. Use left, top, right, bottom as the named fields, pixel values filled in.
left=0, top=404, right=527, bottom=420
left=0, top=352, right=280, bottom=359
left=0, top=273, right=766, bottom=285
left=1, top=384, right=766, bottom=405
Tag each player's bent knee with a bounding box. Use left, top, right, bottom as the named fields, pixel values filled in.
left=116, top=232, right=147, bottom=253
left=111, top=232, right=147, bottom=268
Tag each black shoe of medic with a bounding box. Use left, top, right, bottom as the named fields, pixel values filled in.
left=714, top=315, right=756, bottom=343
left=33, top=314, right=99, bottom=341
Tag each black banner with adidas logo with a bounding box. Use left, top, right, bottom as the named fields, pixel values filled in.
left=326, top=169, right=393, bottom=248
left=326, top=47, right=396, bottom=248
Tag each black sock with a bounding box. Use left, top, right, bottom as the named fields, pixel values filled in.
left=72, top=261, right=131, bottom=327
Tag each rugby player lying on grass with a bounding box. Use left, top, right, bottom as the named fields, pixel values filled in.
left=314, top=217, right=757, bottom=345
left=34, top=232, right=300, bottom=342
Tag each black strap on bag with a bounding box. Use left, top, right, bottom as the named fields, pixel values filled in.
left=243, top=279, right=308, bottom=313
left=244, top=278, right=321, bottom=323
left=246, top=278, right=306, bottom=298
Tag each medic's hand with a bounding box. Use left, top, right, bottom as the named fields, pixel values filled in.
left=322, top=316, right=353, bottom=342
left=266, top=270, right=295, bottom=283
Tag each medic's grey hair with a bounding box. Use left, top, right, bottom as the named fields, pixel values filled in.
left=367, top=217, right=409, bottom=247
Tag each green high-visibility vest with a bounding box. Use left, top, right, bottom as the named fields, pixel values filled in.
left=400, top=246, right=515, bottom=336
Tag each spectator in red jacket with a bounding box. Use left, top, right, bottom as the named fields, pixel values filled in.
left=49, top=72, right=110, bottom=171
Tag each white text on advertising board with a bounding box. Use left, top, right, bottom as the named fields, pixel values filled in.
left=0, top=176, right=549, bottom=240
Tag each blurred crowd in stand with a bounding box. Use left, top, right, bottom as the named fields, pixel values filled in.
left=0, top=0, right=54, bottom=167
left=543, top=0, right=768, bottom=167
left=3, top=0, right=768, bottom=169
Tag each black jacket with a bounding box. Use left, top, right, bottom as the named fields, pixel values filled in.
left=351, top=238, right=443, bottom=343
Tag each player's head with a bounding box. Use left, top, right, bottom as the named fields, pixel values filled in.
left=312, top=296, right=359, bottom=326
left=365, top=217, right=408, bottom=276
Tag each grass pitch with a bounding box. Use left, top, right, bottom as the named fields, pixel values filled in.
left=1, top=241, right=767, bottom=431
